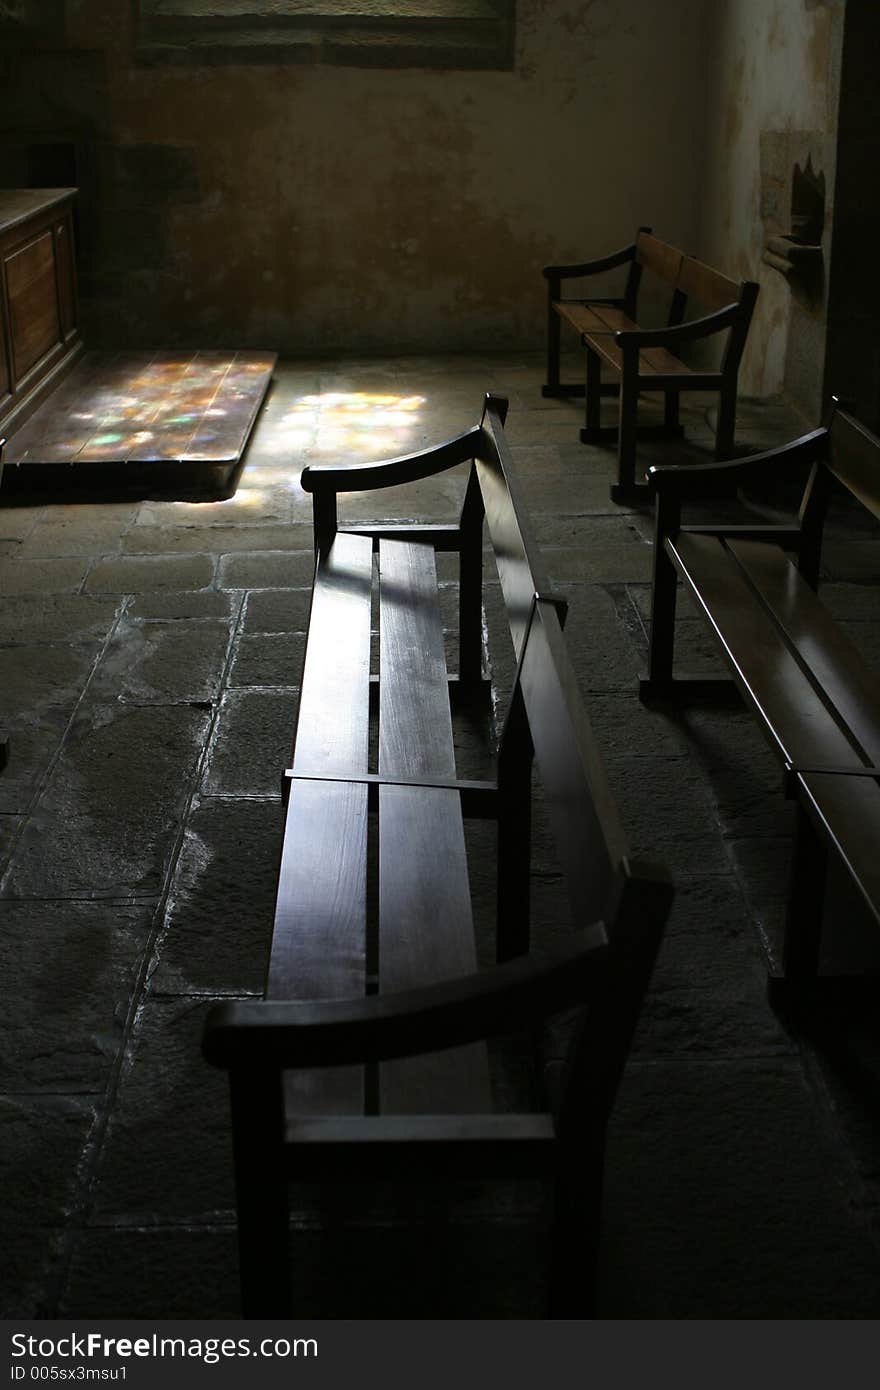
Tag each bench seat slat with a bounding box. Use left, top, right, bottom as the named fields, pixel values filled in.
left=268, top=532, right=373, bottom=1116
left=726, top=538, right=880, bottom=767
left=555, top=302, right=693, bottom=379
left=378, top=538, right=457, bottom=778
left=797, top=771, right=880, bottom=929
left=636, top=232, right=684, bottom=285
left=553, top=303, right=632, bottom=336
left=378, top=539, right=490, bottom=1115
left=589, top=337, right=692, bottom=379
left=286, top=1113, right=555, bottom=1179
left=290, top=533, right=374, bottom=776
left=271, top=781, right=369, bottom=1116
left=670, top=533, right=868, bottom=771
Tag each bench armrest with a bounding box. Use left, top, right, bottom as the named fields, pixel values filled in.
left=543, top=242, right=637, bottom=281
left=301, top=423, right=483, bottom=496
left=204, top=931, right=611, bottom=1070
left=648, top=427, right=828, bottom=498
left=615, top=301, right=744, bottom=348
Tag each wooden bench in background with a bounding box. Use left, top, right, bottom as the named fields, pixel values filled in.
left=204, top=395, right=673, bottom=1317
left=543, top=229, right=759, bottom=501
left=640, top=402, right=880, bottom=995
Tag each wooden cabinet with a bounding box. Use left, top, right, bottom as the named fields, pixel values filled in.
left=0, top=189, right=82, bottom=439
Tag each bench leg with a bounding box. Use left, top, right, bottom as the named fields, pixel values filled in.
left=638, top=495, right=680, bottom=701
left=715, top=386, right=737, bottom=460
left=496, top=682, right=533, bottom=963
left=548, top=1150, right=601, bottom=1317
left=229, top=1071, right=291, bottom=1318
left=611, top=364, right=639, bottom=501
left=544, top=284, right=561, bottom=396
left=664, top=389, right=680, bottom=433
left=458, top=465, right=484, bottom=686
left=585, top=346, right=601, bottom=434
left=780, top=802, right=828, bottom=983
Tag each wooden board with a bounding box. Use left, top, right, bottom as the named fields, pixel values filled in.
left=796, top=771, right=880, bottom=929
left=670, top=532, right=868, bottom=771
left=554, top=303, right=632, bottom=336
left=269, top=533, right=373, bottom=1116
left=829, top=409, right=880, bottom=523
left=676, top=255, right=739, bottom=313
left=556, top=301, right=694, bottom=379
left=0, top=349, right=276, bottom=501
left=635, top=233, right=683, bottom=285
left=0, top=190, right=80, bottom=442
left=728, top=538, right=880, bottom=766
left=377, top=539, right=491, bottom=1116
left=6, top=229, right=60, bottom=380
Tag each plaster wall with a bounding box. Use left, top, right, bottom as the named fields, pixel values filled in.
left=696, top=0, right=843, bottom=415
left=2, top=0, right=709, bottom=356
left=824, top=1, right=880, bottom=430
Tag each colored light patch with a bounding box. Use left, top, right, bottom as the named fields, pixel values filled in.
left=221, top=488, right=266, bottom=508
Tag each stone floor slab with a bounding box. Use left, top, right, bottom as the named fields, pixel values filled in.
left=241, top=588, right=312, bottom=634
left=91, top=619, right=231, bottom=705
left=228, top=632, right=305, bottom=687
left=597, top=1058, right=880, bottom=1317
left=152, top=796, right=281, bottom=996
left=86, top=553, right=216, bottom=594
left=0, top=594, right=120, bottom=643
left=203, top=689, right=298, bottom=797
left=5, top=704, right=212, bottom=897
left=216, top=550, right=315, bottom=590
left=91, top=997, right=237, bottom=1222
left=123, top=522, right=313, bottom=555
left=0, top=899, right=154, bottom=1092
left=0, top=1095, right=95, bottom=1312
left=0, top=557, right=88, bottom=595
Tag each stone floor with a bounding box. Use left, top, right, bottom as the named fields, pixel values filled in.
left=1, top=354, right=879, bottom=1320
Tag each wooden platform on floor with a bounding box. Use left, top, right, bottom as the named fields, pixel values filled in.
left=0, top=349, right=276, bottom=502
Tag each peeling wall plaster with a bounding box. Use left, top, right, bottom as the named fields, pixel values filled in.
left=3, top=0, right=847, bottom=411
left=2, top=0, right=710, bottom=355
left=696, top=0, right=844, bottom=415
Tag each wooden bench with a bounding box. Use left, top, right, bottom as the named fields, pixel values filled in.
left=542, top=228, right=759, bottom=501
left=204, top=394, right=673, bottom=1317
left=640, top=402, right=880, bottom=993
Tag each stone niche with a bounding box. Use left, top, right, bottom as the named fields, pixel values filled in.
left=760, top=130, right=829, bottom=288
left=759, top=129, right=833, bottom=420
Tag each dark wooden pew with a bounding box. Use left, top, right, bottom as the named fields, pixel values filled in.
left=640, top=401, right=880, bottom=993
left=543, top=229, right=759, bottom=501
left=204, top=394, right=673, bottom=1317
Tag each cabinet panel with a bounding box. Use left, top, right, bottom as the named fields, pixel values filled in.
left=0, top=189, right=81, bottom=439
left=54, top=215, right=77, bottom=341
left=6, top=230, right=61, bottom=381
left=0, top=307, right=9, bottom=405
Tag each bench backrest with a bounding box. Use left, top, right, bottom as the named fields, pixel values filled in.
left=473, top=397, right=672, bottom=1124
left=676, top=254, right=741, bottom=314
left=827, top=406, right=880, bottom=522
left=634, top=230, right=749, bottom=337
left=475, top=399, right=632, bottom=924
left=635, top=231, right=683, bottom=287
left=788, top=403, right=880, bottom=593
